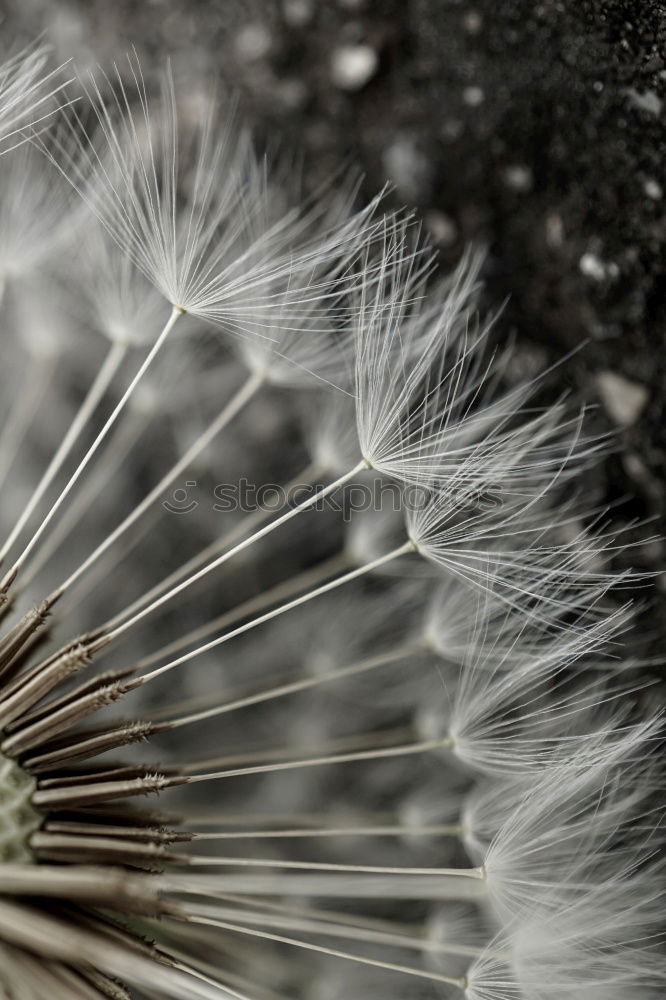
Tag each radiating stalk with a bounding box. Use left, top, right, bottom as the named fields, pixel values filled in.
left=179, top=899, right=485, bottom=959
left=57, top=369, right=265, bottom=594
left=97, top=458, right=370, bottom=646
left=183, top=856, right=483, bottom=879
left=138, top=542, right=413, bottom=683
left=184, top=912, right=469, bottom=990
left=21, top=407, right=149, bottom=586
left=164, top=641, right=423, bottom=729
left=191, top=823, right=461, bottom=840
left=101, top=460, right=324, bottom=631
left=0, top=338, right=127, bottom=564
left=0, top=353, right=55, bottom=496
left=132, top=550, right=350, bottom=675
left=182, top=732, right=453, bottom=784
left=0, top=307, right=182, bottom=594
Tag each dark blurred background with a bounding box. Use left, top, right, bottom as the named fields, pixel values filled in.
left=2, top=0, right=664, bottom=658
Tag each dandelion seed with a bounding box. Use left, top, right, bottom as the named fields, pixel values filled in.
left=0, top=143, right=81, bottom=292
left=48, top=55, right=395, bottom=340
left=0, top=44, right=71, bottom=155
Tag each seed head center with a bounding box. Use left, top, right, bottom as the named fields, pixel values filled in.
left=0, top=751, right=40, bottom=862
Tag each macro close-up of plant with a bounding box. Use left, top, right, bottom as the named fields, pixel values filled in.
left=0, top=10, right=664, bottom=1000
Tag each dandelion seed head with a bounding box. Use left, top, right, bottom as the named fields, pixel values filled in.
left=0, top=39, right=662, bottom=1000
